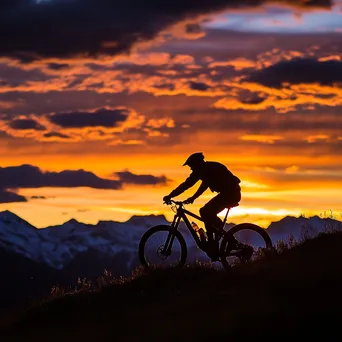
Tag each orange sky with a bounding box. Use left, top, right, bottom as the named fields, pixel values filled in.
left=1, top=1, right=342, bottom=228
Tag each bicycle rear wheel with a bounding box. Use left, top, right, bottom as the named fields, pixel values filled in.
left=219, top=223, right=273, bottom=270
left=138, top=225, right=187, bottom=268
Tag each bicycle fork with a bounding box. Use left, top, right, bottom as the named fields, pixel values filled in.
left=161, top=215, right=180, bottom=256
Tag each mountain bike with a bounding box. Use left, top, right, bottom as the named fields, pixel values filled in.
left=138, top=200, right=273, bottom=270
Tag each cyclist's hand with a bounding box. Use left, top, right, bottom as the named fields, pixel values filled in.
left=184, top=196, right=195, bottom=204
left=163, top=195, right=172, bottom=205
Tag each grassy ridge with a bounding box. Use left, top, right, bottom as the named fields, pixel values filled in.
left=1, top=231, right=342, bottom=341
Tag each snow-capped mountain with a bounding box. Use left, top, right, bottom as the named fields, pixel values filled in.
left=267, top=215, right=342, bottom=242
left=0, top=210, right=341, bottom=272
left=0, top=211, right=169, bottom=270
left=0, top=210, right=42, bottom=261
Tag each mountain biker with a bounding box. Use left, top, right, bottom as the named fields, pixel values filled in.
left=163, top=152, right=241, bottom=261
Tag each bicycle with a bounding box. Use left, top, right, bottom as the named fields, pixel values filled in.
left=138, top=200, right=273, bottom=270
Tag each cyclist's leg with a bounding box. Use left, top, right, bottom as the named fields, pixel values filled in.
left=199, top=193, right=231, bottom=259
left=199, top=193, right=234, bottom=233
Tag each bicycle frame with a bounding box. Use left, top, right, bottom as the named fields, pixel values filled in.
left=169, top=201, right=228, bottom=250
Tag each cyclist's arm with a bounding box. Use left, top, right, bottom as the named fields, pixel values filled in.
left=191, top=181, right=208, bottom=200
left=168, top=172, right=199, bottom=198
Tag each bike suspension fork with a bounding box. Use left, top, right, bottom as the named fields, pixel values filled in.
left=164, top=215, right=181, bottom=255
left=171, top=214, right=181, bottom=228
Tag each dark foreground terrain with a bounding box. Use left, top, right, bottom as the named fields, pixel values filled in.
left=1, top=231, right=342, bottom=341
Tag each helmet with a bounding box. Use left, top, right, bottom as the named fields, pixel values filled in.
left=183, top=152, right=205, bottom=166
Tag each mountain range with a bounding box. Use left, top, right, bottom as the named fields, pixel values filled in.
left=1, top=210, right=342, bottom=270
left=0, top=210, right=341, bottom=314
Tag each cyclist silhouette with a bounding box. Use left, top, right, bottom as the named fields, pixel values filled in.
left=163, top=152, right=241, bottom=260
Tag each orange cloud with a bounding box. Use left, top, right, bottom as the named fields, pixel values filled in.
left=115, top=52, right=172, bottom=66
left=146, top=118, right=175, bottom=129
left=318, top=55, right=341, bottom=62
left=285, top=165, right=300, bottom=174
left=0, top=106, right=181, bottom=145
left=144, top=129, right=169, bottom=137
left=239, top=134, right=283, bottom=144
left=208, top=57, right=256, bottom=70
left=305, top=134, right=330, bottom=143
left=214, top=80, right=342, bottom=113
left=2, top=44, right=341, bottom=121
left=107, top=139, right=145, bottom=146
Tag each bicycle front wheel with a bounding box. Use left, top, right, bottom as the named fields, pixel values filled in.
left=219, top=223, right=273, bottom=270
left=138, top=225, right=187, bottom=269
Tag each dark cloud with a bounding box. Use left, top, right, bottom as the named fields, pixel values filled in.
left=248, top=58, right=342, bottom=88
left=189, top=81, right=210, bottom=91
left=48, top=108, right=128, bottom=128
left=153, top=83, right=176, bottom=91
left=114, top=170, right=169, bottom=185
left=9, top=118, right=45, bottom=130
left=0, top=0, right=332, bottom=60
left=240, top=94, right=266, bottom=105
left=185, top=23, right=203, bottom=35
left=0, top=164, right=122, bottom=192
left=0, top=165, right=169, bottom=203
left=47, top=63, right=70, bottom=70
left=43, top=132, right=71, bottom=139
left=0, top=190, right=27, bottom=203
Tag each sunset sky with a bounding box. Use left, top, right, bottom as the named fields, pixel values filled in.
left=1, top=0, right=342, bottom=228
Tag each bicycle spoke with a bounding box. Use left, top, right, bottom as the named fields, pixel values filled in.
left=143, top=230, right=183, bottom=267
left=220, top=223, right=273, bottom=269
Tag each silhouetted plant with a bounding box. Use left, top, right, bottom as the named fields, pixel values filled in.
left=320, top=210, right=342, bottom=233
left=275, top=239, right=289, bottom=253
left=288, top=232, right=298, bottom=248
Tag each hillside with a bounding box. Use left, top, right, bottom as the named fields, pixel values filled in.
left=1, top=230, right=342, bottom=341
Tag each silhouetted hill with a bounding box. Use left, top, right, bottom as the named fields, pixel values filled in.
left=0, top=249, right=60, bottom=314
left=2, top=231, right=342, bottom=341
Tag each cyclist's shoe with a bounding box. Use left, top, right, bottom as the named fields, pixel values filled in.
left=206, top=240, right=219, bottom=262
left=228, top=235, right=240, bottom=249
left=228, top=237, right=254, bottom=260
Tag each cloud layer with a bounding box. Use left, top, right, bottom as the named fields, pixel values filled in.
left=114, top=170, right=169, bottom=186
left=48, top=108, right=128, bottom=128
left=0, top=0, right=332, bottom=59
left=0, top=165, right=169, bottom=203
left=248, top=58, right=342, bottom=87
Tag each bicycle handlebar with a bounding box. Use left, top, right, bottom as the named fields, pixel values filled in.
left=163, top=199, right=185, bottom=206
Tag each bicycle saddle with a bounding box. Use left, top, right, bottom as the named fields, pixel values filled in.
left=226, top=203, right=239, bottom=209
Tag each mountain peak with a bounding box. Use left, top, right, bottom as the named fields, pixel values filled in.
left=0, top=210, right=18, bottom=218
left=65, top=218, right=79, bottom=225
left=0, top=210, right=25, bottom=222
left=267, top=215, right=306, bottom=228
left=0, top=210, right=36, bottom=229
left=125, top=214, right=167, bottom=226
